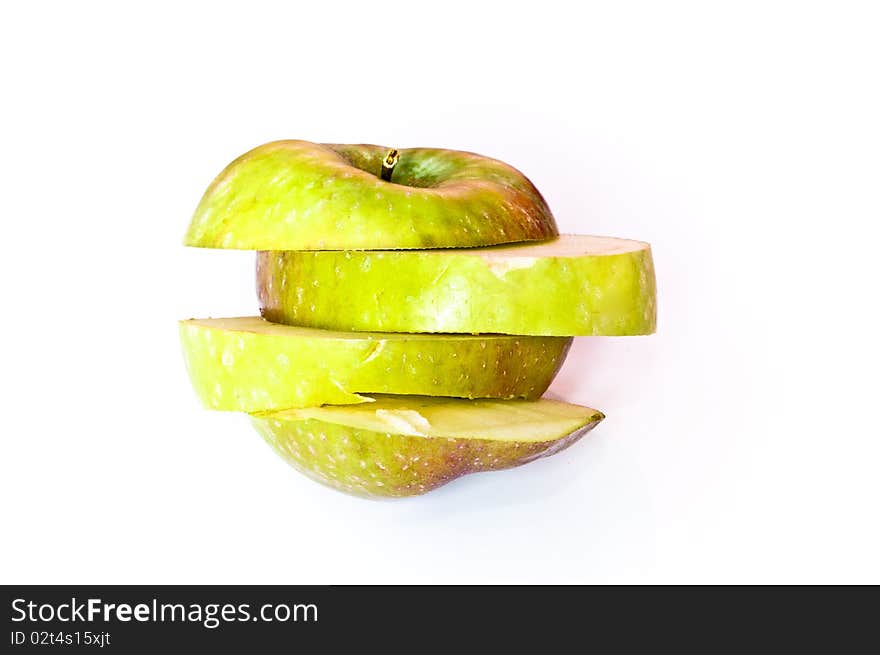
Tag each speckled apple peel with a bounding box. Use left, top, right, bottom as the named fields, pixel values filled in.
left=180, top=317, right=572, bottom=412
left=258, top=235, right=656, bottom=336
left=185, top=140, right=558, bottom=250
left=251, top=395, right=604, bottom=498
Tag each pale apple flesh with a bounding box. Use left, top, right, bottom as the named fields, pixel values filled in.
left=251, top=395, right=604, bottom=498
left=180, top=317, right=572, bottom=412
left=258, top=235, right=657, bottom=336
left=184, top=140, right=558, bottom=250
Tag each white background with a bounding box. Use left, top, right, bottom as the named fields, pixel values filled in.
left=1, top=1, right=878, bottom=584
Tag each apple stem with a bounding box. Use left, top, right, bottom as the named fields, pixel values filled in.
left=380, top=149, right=400, bottom=182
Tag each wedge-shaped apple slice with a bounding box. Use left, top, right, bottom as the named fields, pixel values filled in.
left=251, top=395, right=603, bottom=498
left=184, top=140, right=558, bottom=250
left=180, top=317, right=572, bottom=412
left=258, top=234, right=656, bottom=336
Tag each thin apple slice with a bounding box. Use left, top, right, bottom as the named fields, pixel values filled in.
left=258, top=234, right=656, bottom=336
left=184, top=140, right=558, bottom=250
left=180, top=317, right=572, bottom=412
left=251, top=395, right=603, bottom=497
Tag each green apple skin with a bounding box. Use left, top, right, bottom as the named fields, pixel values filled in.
left=180, top=317, right=572, bottom=412
left=251, top=395, right=604, bottom=498
left=258, top=235, right=657, bottom=336
left=184, top=140, right=558, bottom=250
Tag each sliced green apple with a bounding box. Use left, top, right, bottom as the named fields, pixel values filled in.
left=258, top=234, right=657, bottom=336
left=251, top=395, right=604, bottom=498
left=184, top=140, right=558, bottom=250
left=180, top=317, right=572, bottom=412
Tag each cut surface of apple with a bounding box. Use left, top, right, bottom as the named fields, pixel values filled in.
left=184, top=140, right=558, bottom=250
left=251, top=395, right=604, bottom=497
left=180, top=317, right=572, bottom=412
left=258, top=235, right=656, bottom=336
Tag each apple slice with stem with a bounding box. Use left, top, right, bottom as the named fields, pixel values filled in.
left=251, top=395, right=604, bottom=498
left=180, top=317, right=572, bottom=412
left=258, top=234, right=656, bottom=336
left=184, top=140, right=558, bottom=250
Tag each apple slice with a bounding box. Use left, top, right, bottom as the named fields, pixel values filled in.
left=184, top=140, right=558, bottom=250
left=251, top=395, right=603, bottom=497
left=258, top=234, right=656, bottom=336
left=180, top=317, right=572, bottom=412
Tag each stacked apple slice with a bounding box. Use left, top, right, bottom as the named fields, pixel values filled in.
left=181, top=140, right=656, bottom=497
